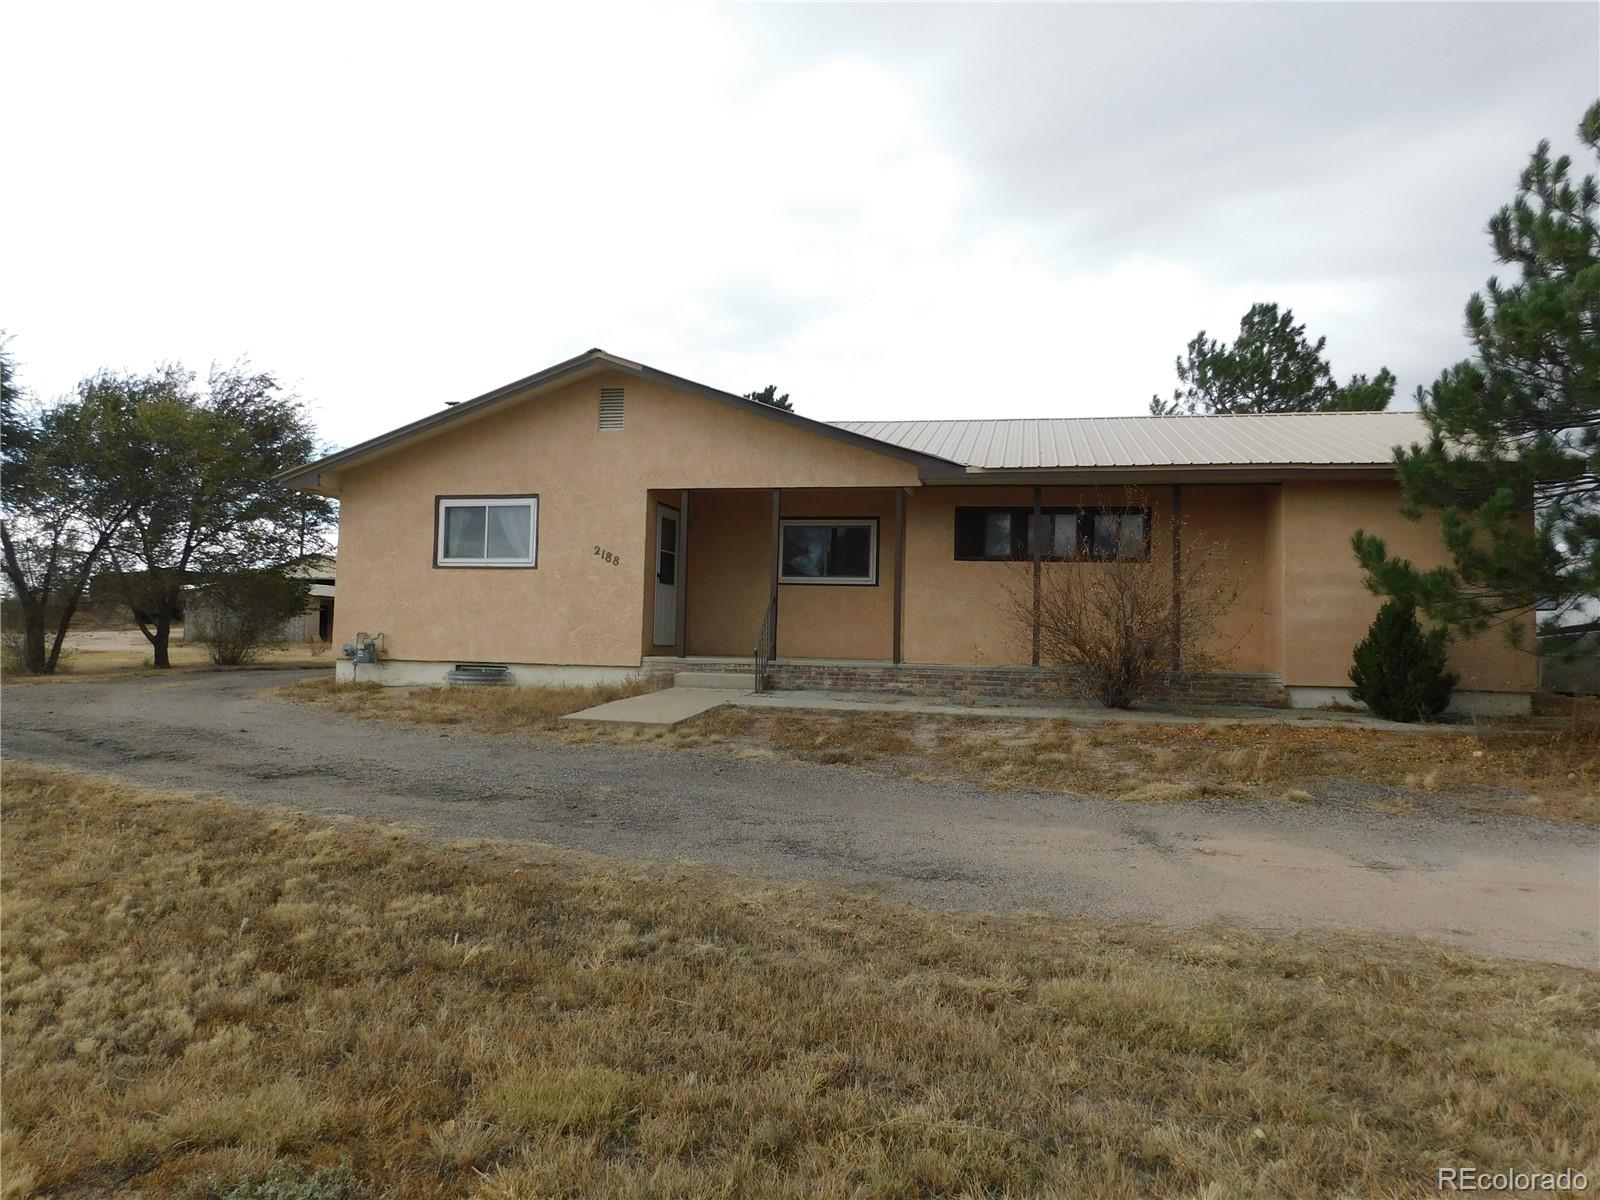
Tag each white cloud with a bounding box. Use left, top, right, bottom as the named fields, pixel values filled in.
left=2, top=2, right=1594, bottom=447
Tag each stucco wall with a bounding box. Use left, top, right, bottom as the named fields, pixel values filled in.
left=682, top=490, right=772, bottom=658
left=892, top=478, right=1530, bottom=689
left=1182, top=484, right=1276, bottom=674
left=679, top=488, right=899, bottom=659
left=684, top=483, right=1233, bottom=668
left=1275, top=479, right=1536, bottom=692
left=900, top=485, right=1186, bottom=666
left=901, top=484, right=1032, bottom=666
left=776, top=488, right=898, bottom=661
left=333, top=373, right=917, bottom=666
left=1261, top=483, right=1286, bottom=678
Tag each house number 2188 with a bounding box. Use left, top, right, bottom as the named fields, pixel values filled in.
left=593, top=545, right=621, bottom=566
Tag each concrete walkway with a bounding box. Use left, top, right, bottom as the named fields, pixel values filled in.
left=561, top=687, right=728, bottom=728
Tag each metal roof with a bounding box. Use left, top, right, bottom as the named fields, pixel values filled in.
left=276, top=347, right=1429, bottom=494
left=830, top=411, right=1427, bottom=470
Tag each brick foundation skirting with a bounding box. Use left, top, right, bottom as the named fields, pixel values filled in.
left=643, top=658, right=1289, bottom=708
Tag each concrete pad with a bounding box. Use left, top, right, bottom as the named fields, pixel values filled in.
left=562, top=688, right=729, bottom=728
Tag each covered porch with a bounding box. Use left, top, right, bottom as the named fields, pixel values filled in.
left=641, top=486, right=909, bottom=666
left=637, top=480, right=1288, bottom=706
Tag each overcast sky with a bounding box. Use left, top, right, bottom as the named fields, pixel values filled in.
left=4, top=2, right=1596, bottom=449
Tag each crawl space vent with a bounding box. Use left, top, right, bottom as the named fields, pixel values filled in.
left=599, top=387, right=625, bottom=431
left=446, top=663, right=511, bottom=686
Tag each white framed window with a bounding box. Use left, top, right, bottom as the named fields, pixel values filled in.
left=435, top=496, right=538, bottom=567
left=779, top=518, right=878, bottom=585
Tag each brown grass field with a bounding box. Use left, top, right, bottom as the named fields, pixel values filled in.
left=3, top=763, right=1597, bottom=1199
left=279, top=679, right=1600, bottom=824
left=5, top=644, right=331, bottom=682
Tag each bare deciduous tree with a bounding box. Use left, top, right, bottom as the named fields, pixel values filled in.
left=1008, top=506, right=1240, bottom=709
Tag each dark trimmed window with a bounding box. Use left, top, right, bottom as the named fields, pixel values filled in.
left=779, top=518, right=878, bottom=585
left=954, top=506, right=1149, bottom=562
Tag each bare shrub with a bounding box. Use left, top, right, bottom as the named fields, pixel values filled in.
left=192, top=569, right=310, bottom=666
left=1009, top=496, right=1240, bottom=708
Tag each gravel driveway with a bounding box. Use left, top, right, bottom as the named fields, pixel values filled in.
left=5, top=669, right=1596, bottom=967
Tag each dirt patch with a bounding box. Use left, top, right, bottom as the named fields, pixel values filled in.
left=62, top=628, right=160, bottom=652
left=278, top=679, right=1600, bottom=823
left=5, top=670, right=1595, bottom=967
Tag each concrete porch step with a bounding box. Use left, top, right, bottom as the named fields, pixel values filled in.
left=673, top=671, right=756, bottom=691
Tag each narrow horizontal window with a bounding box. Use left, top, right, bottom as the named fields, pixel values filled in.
left=954, top=506, right=1149, bottom=562
left=1091, top=509, right=1149, bottom=561
left=779, top=518, right=878, bottom=585
left=436, top=496, right=538, bottom=567
left=1042, top=510, right=1079, bottom=559
left=955, top=507, right=1027, bottom=560
left=954, top=506, right=1063, bottom=561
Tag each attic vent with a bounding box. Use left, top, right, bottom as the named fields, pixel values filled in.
left=599, top=387, right=625, bottom=431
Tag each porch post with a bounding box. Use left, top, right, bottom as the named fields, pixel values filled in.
left=1031, top=485, right=1043, bottom=667
left=769, top=488, right=780, bottom=657
left=676, top=489, right=690, bottom=658
left=892, top=487, right=906, bottom=664
left=1171, top=484, right=1183, bottom=674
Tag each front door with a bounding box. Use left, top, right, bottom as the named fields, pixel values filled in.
left=653, top=503, right=680, bottom=647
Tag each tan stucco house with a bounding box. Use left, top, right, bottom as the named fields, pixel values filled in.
left=280, top=348, right=1535, bottom=714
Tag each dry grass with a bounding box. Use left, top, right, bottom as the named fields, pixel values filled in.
left=5, top=643, right=329, bottom=682
left=915, top=716, right=1600, bottom=822
left=484, top=1067, right=637, bottom=1136
left=280, top=679, right=1600, bottom=823
left=277, top=676, right=659, bottom=732
left=4, top=763, right=1597, bottom=1199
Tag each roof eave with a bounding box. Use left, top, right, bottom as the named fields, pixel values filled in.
left=945, top=462, right=1401, bottom=484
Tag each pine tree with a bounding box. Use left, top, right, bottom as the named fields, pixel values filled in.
left=1149, top=303, right=1395, bottom=415
left=1353, top=101, right=1600, bottom=655
left=744, top=384, right=794, bottom=412
left=1348, top=600, right=1457, bottom=722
